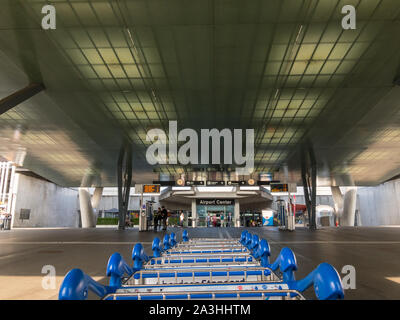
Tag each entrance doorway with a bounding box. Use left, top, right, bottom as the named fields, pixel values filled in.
left=196, top=202, right=234, bottom=227
left=207, top=210, right=223, bottom=227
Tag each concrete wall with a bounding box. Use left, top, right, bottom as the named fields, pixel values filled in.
left=357, top=179, right=400, bottom=226
left=11, top=174, right=79, bottom=228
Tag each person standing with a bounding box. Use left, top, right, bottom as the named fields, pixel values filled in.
left=220, top=213, right=225, bottom=227
left=161, top=206, right=168, bottom=231
left=206, top=214, right=211, bottom=227
left=179, top=211, right=185, bottom=227
left=154, top=207, right=161, bottom=231
left=212, top=214, right=217, bottom=227
left=228, top=212, right=232, bottom=227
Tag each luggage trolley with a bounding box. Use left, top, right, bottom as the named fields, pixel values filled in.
left=59, top=230, right=344, bottom=300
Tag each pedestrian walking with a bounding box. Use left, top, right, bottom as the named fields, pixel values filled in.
left=161, top=206, right=168, bottom=231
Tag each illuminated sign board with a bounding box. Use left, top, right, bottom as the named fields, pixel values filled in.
left=270, top=183, right=289, bottom=192
left=196, top=199, right=235, bottom=206
left=270, top=183, right=297, bottom=193
left=143, top=184, right=160, bottom=193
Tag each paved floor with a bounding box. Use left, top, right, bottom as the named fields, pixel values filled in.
left=0, top=226, right=399, bottom=299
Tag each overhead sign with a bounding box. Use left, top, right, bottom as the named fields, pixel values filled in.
left=270, top=183, right=289, bottom=192
left=196, top=199, right=235, bottom=206
left=143, top=184, right=160, bottom=193
left=206, top=181, right=225, bottom=186
left=152, top=180, right=175, bottom=186
left=257, top=180, right=280, bottom=185
left=185, top=181, right=205, bottom=186
left=227, top=181, right=247, bottom=186
left=270, top=183, right=297, bottom=193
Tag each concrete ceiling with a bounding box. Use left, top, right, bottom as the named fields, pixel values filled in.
left=0, top=0, right=400, bottom=187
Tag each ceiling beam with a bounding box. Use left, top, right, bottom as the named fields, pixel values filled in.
left=0, top=83, right=45, bottom=115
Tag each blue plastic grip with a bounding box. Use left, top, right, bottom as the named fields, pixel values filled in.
left=295, top=263, right=344, bottom=300
left=170, top=232, right=177, bottom=247
left=59, top=268, right=110, bottom=300
left=250, top=234, right=259, bottom=255
left=182, top=230, right=189, bottom=242
left=254, top=239, right=271, bottom=267
left=152, top=237, right=162, bottom=257
left=240, top=231, right=248, bottom=244
left=132, top=243, right=149, bottom=270
left=245, top=232, right=252, bottom=248
left=163, top=234, right=171, bottom=250
left=106, top=252, right=134, bottom=287
left=270, top=247, right=298, bottom=282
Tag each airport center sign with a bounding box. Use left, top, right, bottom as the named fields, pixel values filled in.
left=196, top=199, right=235, bottom=206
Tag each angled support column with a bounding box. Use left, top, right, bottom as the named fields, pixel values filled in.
left=0, top=83, right=45, bottom=115
left=301, top=145, right=317, bottom=230
left=117, top=143, right=132, bottom=230
left=342, top=188, right=357, bottom=226
left=79, top=187, right=103, bottom=228
left=331, top=186, right=358, bottom=226
left=331, top=186, right=343, bottom=225
left=191, top=199, right=197, bottom=227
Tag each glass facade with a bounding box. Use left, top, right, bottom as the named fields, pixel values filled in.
left=196, top=203, right=235, bottom=227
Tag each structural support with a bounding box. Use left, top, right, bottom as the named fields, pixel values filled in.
left=331, top=186, right=343, bottom=225
left=79, top=187, right=103, bottom=228
left=0, top=83, right=45, bottom=115
left=234, top=199, right=240, bottom=227
left=342, top=188, right=358, bottom=226
left=117, top=143, right=132, bottom=230
left=301, top=145, right=317, bottom=230
left=191, top=199, right=197, bottom=227
left=331, top=186, right=358, bottom=226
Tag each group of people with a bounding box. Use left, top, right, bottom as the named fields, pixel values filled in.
left=153, top=206, right=168, bottom=231
left=206, top=212, right=232, bottom=227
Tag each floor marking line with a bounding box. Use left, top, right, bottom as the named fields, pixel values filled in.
left=0, top=240, right=400, bottom=245
left=0, top=241, right=153, bottom=245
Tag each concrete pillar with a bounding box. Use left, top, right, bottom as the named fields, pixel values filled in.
left=79, top=187, right=103, bottom=228
left=331, top=186, right=343, bottom=224
left=191, top=199, right=197, bottom=227
left=234, top=200, right=240, bottom=227
left=342, top=188, right=357, bottom=226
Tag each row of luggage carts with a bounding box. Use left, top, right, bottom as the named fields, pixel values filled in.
left=59, top=230, right=344, bottom=300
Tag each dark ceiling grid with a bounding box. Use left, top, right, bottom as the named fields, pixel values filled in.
left=63, top=0, right=153, bottom=149
left=234, top=0, right=268, bottom=130
left=254, top=0, right=347, bottom=172
left=253, top=0, right=370, bottom=173
left=49, top=0, right=169, bottom=177
left=139, top=0, right=188, bottom=175
left=92, top=0, right=176, bottom=176
left=251, top=0, right=318, bottom=173
left=279, top=0, right=392, bottom=178
left=114, top=0, right=174, bottom=131
left=324, top=23, right=400, bottom=177
left=242, top=1, right=283, bottom=136
left=4, top=0, right=122, bottom=184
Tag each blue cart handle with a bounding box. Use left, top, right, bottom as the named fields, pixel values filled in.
left=59, top=269, right=113, bottom=300
left=106, top=252, right=135, bottom=287
left=294, top=263, right=344, bottom=300
left=182, top=230, right=189, bottom=242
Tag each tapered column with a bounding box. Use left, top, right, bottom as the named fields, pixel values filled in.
left=342, top=188, right=357, bottom=226
left=234, top=200, right=240, bottom=227
left=191, top=199, right=197, bottom=227
left=79, top=187, right=103, bottom=228
left=331, top=186, right=343, bottom=224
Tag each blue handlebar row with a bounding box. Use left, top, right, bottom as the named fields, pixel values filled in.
left=59, top=229, right=344, bottom=300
